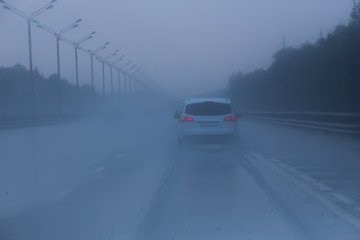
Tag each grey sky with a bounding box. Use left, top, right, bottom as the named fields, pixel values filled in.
left=0, top=0, right=353, bottom=96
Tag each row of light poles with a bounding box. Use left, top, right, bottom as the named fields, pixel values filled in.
left=1, top=0, right=155, bottom=114
left=0, top=0, right=57, bottom=112
left=62, top=31, right=96, bottom=102
left=88, top=41, right=109, bottom=94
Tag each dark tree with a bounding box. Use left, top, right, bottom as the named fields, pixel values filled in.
left=228, top=3, right=360, bottom=113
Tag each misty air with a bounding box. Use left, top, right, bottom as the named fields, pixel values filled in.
left=1, top=1, right=360, bottom=240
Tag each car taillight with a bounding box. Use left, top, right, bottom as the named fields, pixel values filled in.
left=181, top=115, right=194, bottom=122
left=224, top=115, right=236, bottom=121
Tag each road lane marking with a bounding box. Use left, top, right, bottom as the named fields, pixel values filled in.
left=56, top=189, right=72, bottom=198
left=331, top=192, right=356, bottom=205
left=240, top=155, right=310, bottom=240
left=93, top=167, right=106, bottom=173
left=249, top=152, right=360, bottom=229
left=314, top=182, right=333, bottom=192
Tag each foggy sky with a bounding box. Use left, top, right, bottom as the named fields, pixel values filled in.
left=0, top=0, right=353, bottom=96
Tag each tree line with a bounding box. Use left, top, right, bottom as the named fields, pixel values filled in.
left=0, top=64, right=96, bottom=117
left=229, top=3, right=360, bottom=112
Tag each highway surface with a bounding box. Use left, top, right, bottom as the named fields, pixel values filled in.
left=1, top=102, right=360, bottom=240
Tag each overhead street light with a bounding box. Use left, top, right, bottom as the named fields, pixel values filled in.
left=59, top=18, right=81, bottom=35
left=133, top=68, right=142, bottom=94
left=104, top=50, right=120, bottom=61
left=115, top=67, right=123, bottom=99
left=65, top=31, right=96, bottom=104
left=0, top=0, right=57, bottom=113
left=76, top=31, right=96, bottom=46
left=109, top=55, right=124, bottom=101
left=127, top=64, right=137, bottom=94
left=34, top=19, right=82, bottom=79
left=120, top=60, right=132, bottom=69
left=88, top=41, right=110, bottom=94
left=33, top=19, right=81, bottom=114
left=112, top=55, right=124, bottom=65
left=129, top=64, right=137, bottom=71
left=98, top=50, right=119, bottom=99
left=135, top=70, right=147, bottom=94
left=121, top=60, right=132, bottom=97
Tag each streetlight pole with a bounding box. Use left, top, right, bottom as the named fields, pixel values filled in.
left=121, top=60, right=132, bottom=97
left=117, top=68, right=122, bottom=99
left=136, top=79, right=140, bottom=95
left=0, top=0, right=57, bottom=114
left=34, top=19, right=81, bottom=80
left=135, top=71, right=143, bottom=95
left=133, top=68, right=141, bottom=95
left=64, top=32, right=96, bottom=106
left=99, top=50, right=119, bottom=100
left=102, top=60, right=105, bottom=99
left=110, top=65, right=113, bottom=101
left=128, top=64, right=137, bottom=95
left=34, top=19, right=81, bottom=114
left=138, top=71, right=146, bottom=95
left=129, top=71, right=139, bottom=95
left=88, top=42, right=109, bottom=95
left=109, top=55, right=124, bottom=102
left=124, top=72, right=127, bottom=98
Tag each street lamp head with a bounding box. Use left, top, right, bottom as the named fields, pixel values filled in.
left=71, top=24, right=79, bottom=29
left=107, top=50, right=119, bottom=58
left=51, top=0, right=58, bottom=3
left=90, top=31, right=96, bottom=35
left=46, top=5, right=53, bottom=10
left=76, top=18, right=82, bottom=23
left=105, top=41, right=110, bottom=45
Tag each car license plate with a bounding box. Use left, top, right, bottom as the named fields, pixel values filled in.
left=200, top=123, right=218, bottom=127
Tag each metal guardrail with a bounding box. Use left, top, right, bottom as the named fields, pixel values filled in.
left=243, top=112, right=360, bottom=135
left=0, top=115, right=81, bottom=130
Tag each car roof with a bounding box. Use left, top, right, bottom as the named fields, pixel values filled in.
left=185, top=98, right=231, bottom=104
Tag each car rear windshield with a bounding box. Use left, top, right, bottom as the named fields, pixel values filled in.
left=184, top=102, right=232, bottom=116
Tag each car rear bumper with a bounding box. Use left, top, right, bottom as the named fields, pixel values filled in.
left=179, top=128, right=237, bottom=138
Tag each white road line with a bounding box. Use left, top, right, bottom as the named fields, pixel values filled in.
left=298, top=174, right=317, bottom=184
left=93, top=167, right=105, bottom=173
left=288, top=168, right=301, bottom=175
left=249, top=152, right=360, bottom=229
left=56, top=189, right=72, bottom=198
left=314, top=183, right=333, bottom=192
left=331, top=192, right=356, bottom=205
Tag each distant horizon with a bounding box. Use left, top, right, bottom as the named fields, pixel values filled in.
left=0, top=0, right=353, bottom=96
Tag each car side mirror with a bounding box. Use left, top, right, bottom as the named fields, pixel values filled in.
left=174, top=110, right=180, bottom=119
left=236, top=112, right=241, bottom=118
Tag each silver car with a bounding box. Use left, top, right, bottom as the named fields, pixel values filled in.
left=174, top=98, right=240, bottom=146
